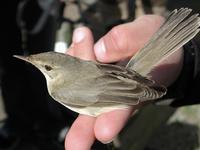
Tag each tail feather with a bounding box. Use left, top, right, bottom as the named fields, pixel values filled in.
left=126, top=8, right=200, bottom=76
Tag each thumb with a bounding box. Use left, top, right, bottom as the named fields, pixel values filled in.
left=94, top=15, right=164, bottom=63
left=67, top=27, right=96, bottom=61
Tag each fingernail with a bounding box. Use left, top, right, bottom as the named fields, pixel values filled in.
left=94, top=39, right=106, bottom=59
left=73, top=28, right=85, bottom=43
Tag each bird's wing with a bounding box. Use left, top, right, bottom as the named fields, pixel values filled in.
left=96, top=64, right=166, bottom=105
left=49, top=79, right=101, bottom=107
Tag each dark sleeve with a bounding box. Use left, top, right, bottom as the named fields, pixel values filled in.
left=155, top=35, right=200, bottom=107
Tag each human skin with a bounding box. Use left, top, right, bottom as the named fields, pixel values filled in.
left=65, top=15, right=183, bottom=150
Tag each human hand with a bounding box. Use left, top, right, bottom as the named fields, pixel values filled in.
left=65, top=14, right=183, bottom=150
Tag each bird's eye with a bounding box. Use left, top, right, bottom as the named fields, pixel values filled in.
left=44, top=65, right=52, bottom=71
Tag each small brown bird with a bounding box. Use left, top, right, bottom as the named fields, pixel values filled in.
left=14, top=8, right=200, bottom=116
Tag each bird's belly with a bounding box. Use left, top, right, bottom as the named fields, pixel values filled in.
left=62, top=103, right=130, bottom=117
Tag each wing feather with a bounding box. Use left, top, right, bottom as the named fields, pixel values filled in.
left=96, top=64, right=166, bottom=105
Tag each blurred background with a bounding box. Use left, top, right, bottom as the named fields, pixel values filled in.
left=0, top=0, right=200, bottom=150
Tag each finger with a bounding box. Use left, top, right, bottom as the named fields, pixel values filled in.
left=94, top=108, right=133, bottom=144
left=65, top=115, right=96, bottom=150
left=94, top=15, right=165, bottom=63
left=67, top=27, right=96, bottom=61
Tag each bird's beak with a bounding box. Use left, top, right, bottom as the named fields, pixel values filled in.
left=13, top=55, right=32, bottom=63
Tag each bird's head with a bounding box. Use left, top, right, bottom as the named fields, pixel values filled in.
left=14, top=52, right=73, bottom=81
